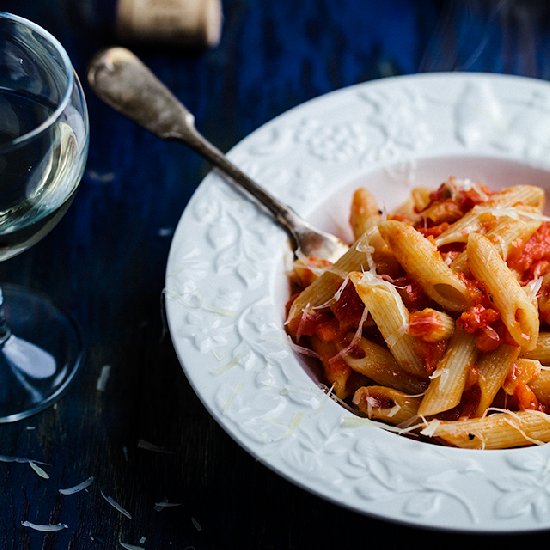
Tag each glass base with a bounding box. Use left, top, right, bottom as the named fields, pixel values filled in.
left=0, top=284, right=82, bottom=423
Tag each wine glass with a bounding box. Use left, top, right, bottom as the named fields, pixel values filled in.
left=0, top=13, right=89, bottom=422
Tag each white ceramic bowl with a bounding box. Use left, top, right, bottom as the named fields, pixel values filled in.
left=165, top=73, right=550, bottom=533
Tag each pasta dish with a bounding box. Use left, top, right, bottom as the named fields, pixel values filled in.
left=285, top=178, right=550, bottom=449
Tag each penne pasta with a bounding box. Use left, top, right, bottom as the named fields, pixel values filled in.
left=487, top=185, right=544, bottom=210
left=417, top=328, right=477, bottom=416
left=340, top=336, right=428, bottom=394
left=435, top=207, right=494, bottom=247
left=475, top=344, right=520, bottom=417
left=538, top=275, right=550, bottom=326
left=349, top=187, right=379, bottom=240
left=426, top=410, right=550, bottom=449
left=286, top=229, right=379, bottom=328
left=451, top=216, right=540, bottom=272
left=410, top=187, right=433, bottom=212
left=353, top=385, right=422, bottom=425
left=501, top=358, right=541, bottom=414
left=349, top=270, right=427, bottom=378
left=522, top=332, right=550, bottom=364
left=530, top=368, right=550, bottom=405
left=378, top=220, right=471, bottom=311
left=310, top=337, right=352, bottom=399
left=467, top=233, right=539, bottom=351
left=436, top=205, right=541, bottom=248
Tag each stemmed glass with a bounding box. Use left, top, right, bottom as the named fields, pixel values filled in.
left=0, top=13, right=89, bottom=422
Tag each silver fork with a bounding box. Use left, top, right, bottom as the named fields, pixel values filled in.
left=86, top=48, right=349, bottom=262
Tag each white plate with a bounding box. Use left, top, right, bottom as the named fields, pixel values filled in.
left=165, top=73, right=550, bottom=533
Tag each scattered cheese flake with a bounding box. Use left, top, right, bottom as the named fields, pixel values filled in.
left=137, top=440, right=173, bottom=454
left=122, top=446, right=129, bottom=462
left=524, top=277, right=543, bottom=304
left=86, top=170, right=115, bottom=183
left=21, top=520, right=67, bottom=532
left=119, top=542, right=145, bottom=550
left=25, top=426, right=36, bottom=430
left=118, top=533, right=145, bottom=550
left=140, top=537, right=146, bottom=544
left=386, top=403, right=402, bottom=418
left=420, top=420, right=441, bottom=438
left=0, top=455, right=47, bottom=465
left=356, top=270, right=409, bottom=333
left=100, top=490, right=132, bottom=519
left=157, top=226, right=174, bottom=238
left=59, top=476, right=94, bottom=495
left=354, top=226, right=380, bottom=273
left=331, top=306, right=369, bottom=364
left=303, top=275, right=349, bottom=313
left=191, top=517, right=202, bottom=532
left=447, top=178, right=490, bottom=202
left=341, top=415, right=424, bottom=434
left=286, top=335, right=321, bottom=360
left=96, top=365, right=111, bottom=391
left=154, top=501, right=182, bottom=512
left=29, top=461, right=49, bottom=479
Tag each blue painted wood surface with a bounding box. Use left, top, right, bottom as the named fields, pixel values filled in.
left=1, top=0, right=549, bottom=547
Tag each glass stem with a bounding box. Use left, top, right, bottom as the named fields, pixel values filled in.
left=0, top=288, right=12, bottom=346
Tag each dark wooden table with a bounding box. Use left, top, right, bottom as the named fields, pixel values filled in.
left=2, top=0, right=550, bottom=547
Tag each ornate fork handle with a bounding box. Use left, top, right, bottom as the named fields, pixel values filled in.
left=87, top=47, right=348, bottom=261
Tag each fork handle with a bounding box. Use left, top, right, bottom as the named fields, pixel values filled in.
left=86, top=47, right=304, bottom=241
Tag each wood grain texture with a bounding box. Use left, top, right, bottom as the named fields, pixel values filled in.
left=0, top=0, right=549, bottom=547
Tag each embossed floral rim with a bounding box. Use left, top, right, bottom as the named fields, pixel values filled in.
left=165, top=73, right=550, bottom=532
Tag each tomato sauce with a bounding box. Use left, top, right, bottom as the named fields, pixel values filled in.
left=413, top=339, right=446, bottom=375
left=508, top=222, right=550, bottom=279
left=409, top=310, right=437, bottom=338
left=417, top=222, right=450, bottom=238
left=437, top=385, right=482, bottom=421
left=427, top=182, right=492, bottom=213
left=379, top=274, right=431, bottom=310
left=287, top=306, right=330, bottom=340
left=457, top=304, right=500, bottom=333
left=330, top=281, right=365, bottom=334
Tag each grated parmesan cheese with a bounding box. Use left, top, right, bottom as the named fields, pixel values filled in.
left=154, top=501, right=182, bottom=512
left=59, top=476, right=94, bottom=495
left=100, top=490, right=132, bottom=519
left=356, top=270, right=409, bottom=333
left=119, top=542, right=145, bottom=550
left=287, top=335, right=321, bottom=360
left=447, top=178, right=490, bottom=202
left=21, top=520, right=67, bottom=532
left=311, top=275, right=350, bottom=311
left=96, top=365, right=111, bottom=391
left=341, top=414, right=426, bottom=435
left=524, top=277, right=543, bottom=304
left=0, top=455, right=47, bottom=465
left=137, top=439, right=174, bottom=454
left=29, top=461, right=49, bottom=479
left=420, top=419, right=441, bottom=438
left=354, top=226, right=380, bottom=273
left=118, top=533, right=145, bottom=550
left=386, top=403, right=402, bottom=418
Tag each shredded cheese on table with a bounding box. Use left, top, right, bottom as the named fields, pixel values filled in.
left=21, top=520, right=68, bottom=532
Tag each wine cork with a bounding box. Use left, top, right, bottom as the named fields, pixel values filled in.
left=116, top=0, right=222, bottom=48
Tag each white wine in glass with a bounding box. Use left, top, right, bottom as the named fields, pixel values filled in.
left=0, top=12, right=89, bottom=422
